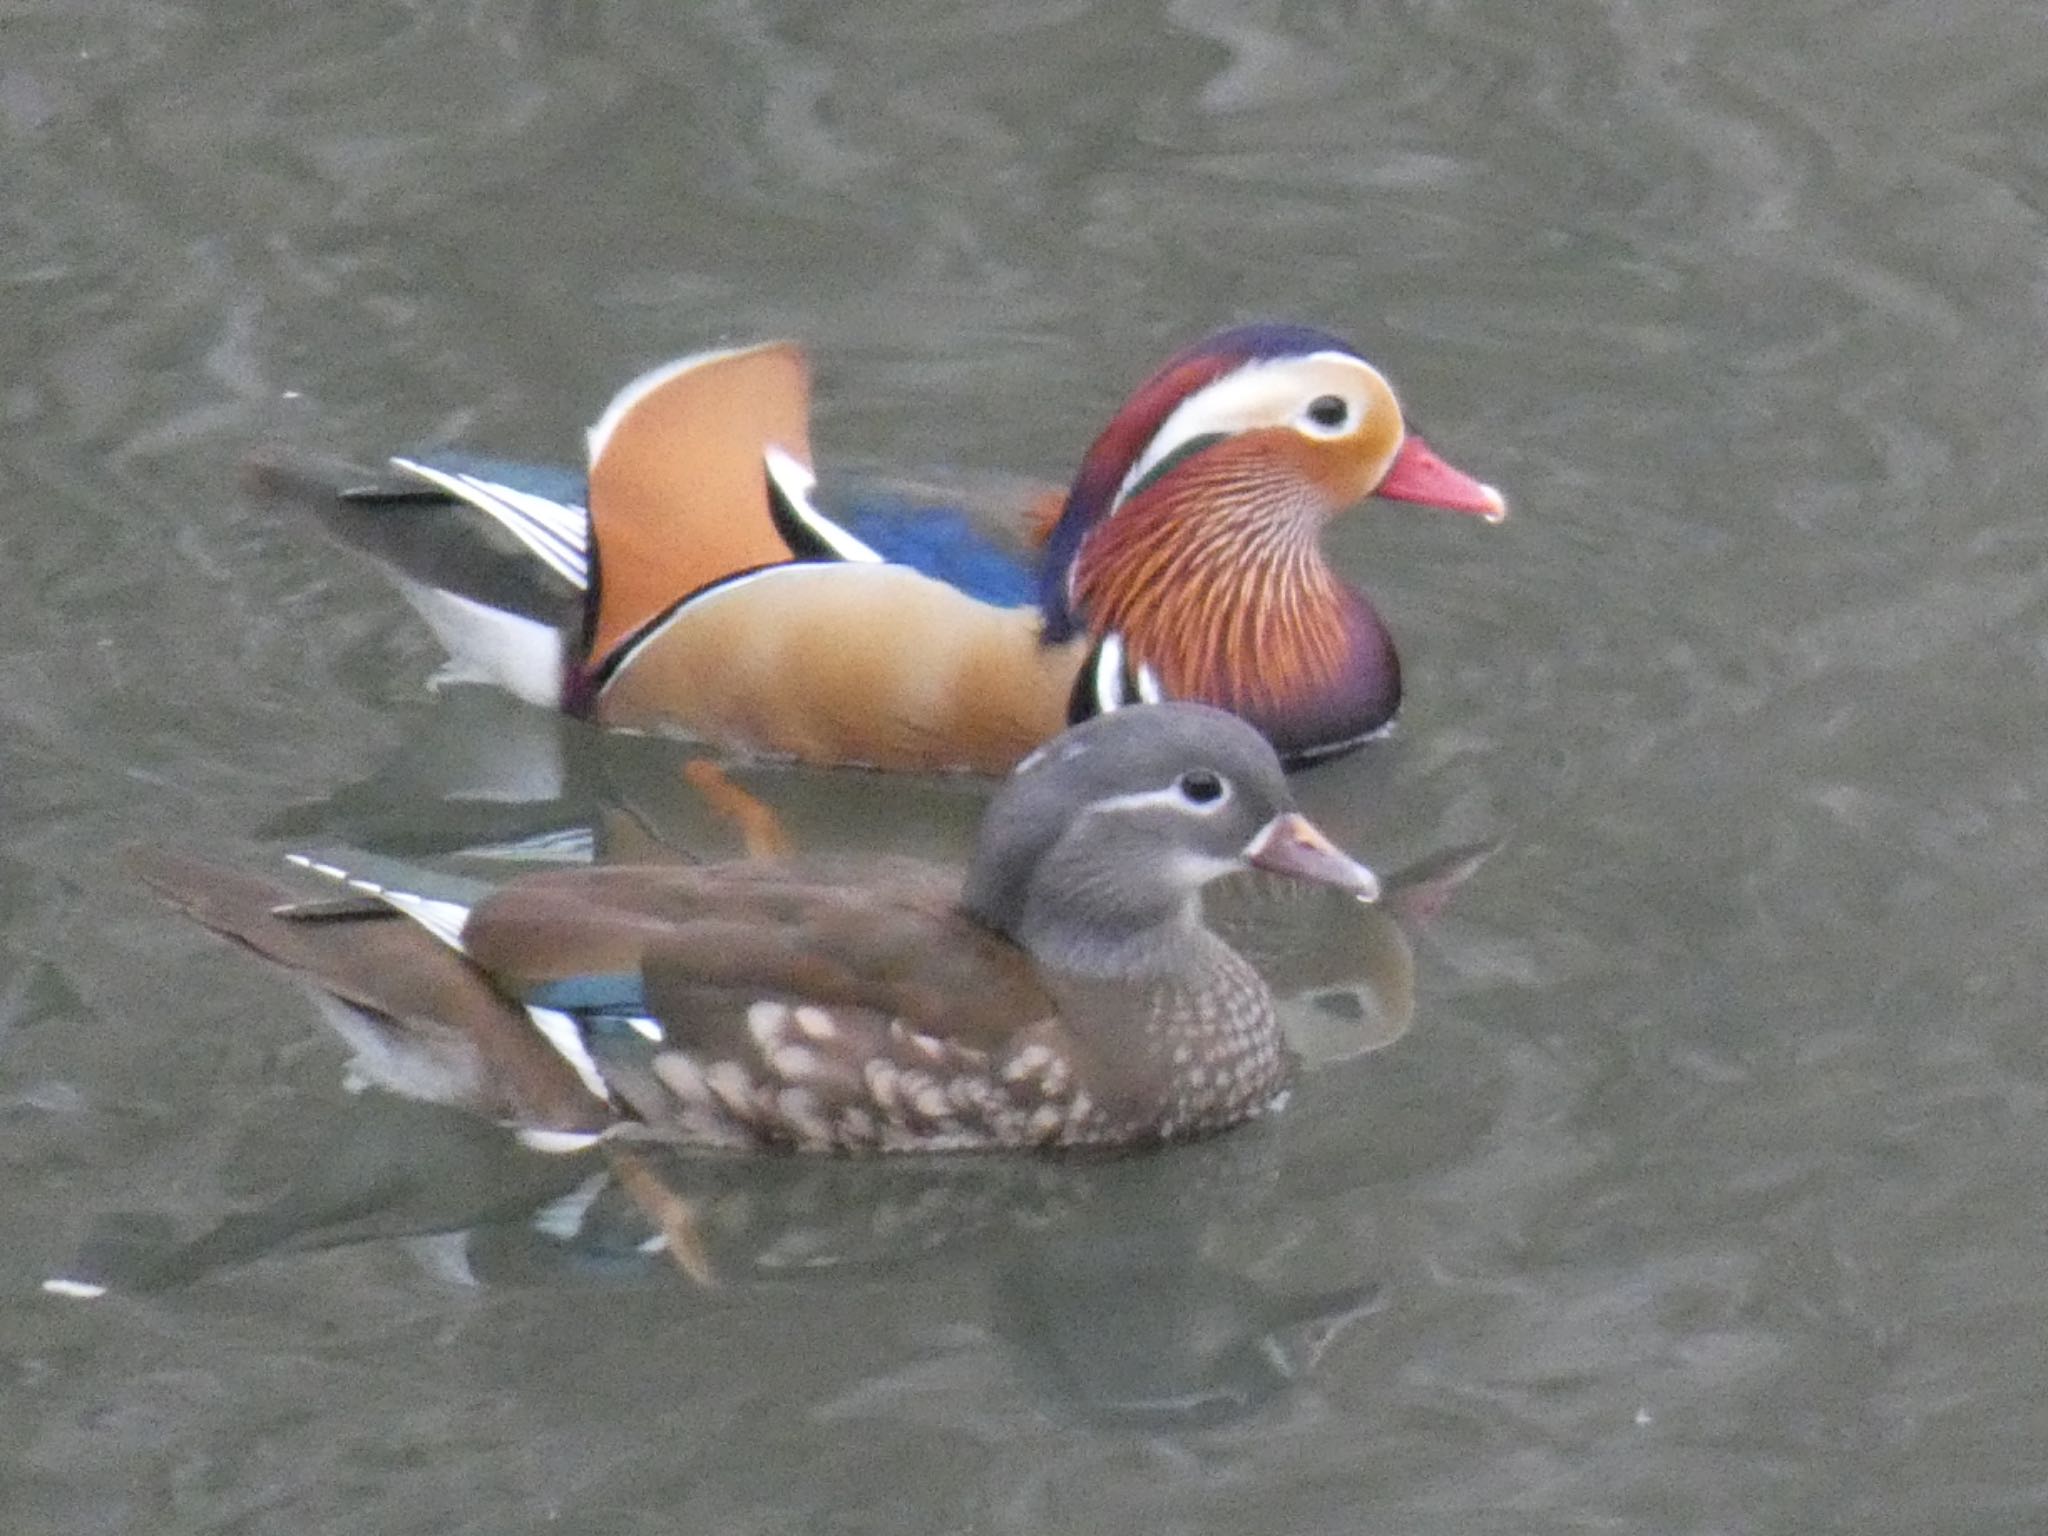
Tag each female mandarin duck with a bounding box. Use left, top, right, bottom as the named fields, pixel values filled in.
left=263, top=325, right=1504, bottom=773
left=135, top=705, right=1380, bottom=1152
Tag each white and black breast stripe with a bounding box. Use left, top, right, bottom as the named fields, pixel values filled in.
left=1068, top=631, right=1167, bottom=723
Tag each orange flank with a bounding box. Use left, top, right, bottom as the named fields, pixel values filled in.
left=595, top=563, right=1085, bottom=774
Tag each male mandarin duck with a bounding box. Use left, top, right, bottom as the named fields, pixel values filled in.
left=258, top=324, right=1504, bottom=772
left=134, top=704, right=1381, bottom=1152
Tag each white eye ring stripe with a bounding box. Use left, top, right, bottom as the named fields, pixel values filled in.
left=1082, top=778, right=1235, bottom=818
left=1296, top=396, right=1357, bottom=439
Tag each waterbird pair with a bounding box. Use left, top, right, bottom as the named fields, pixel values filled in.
left=152, top=325, right=1504, bottom=1152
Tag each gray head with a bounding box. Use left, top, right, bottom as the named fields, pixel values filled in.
left=961, top=703, right=1380, bottom=972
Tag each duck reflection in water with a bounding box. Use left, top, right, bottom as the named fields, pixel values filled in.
left=57, top=1093, right=1386, bottom=1431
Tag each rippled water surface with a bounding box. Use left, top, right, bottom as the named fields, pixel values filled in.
left=6, top=2, right=2048, bottom=1531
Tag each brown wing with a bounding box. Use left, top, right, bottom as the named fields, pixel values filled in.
left=463, top=861, right=1086, bottom=1150
left=582, top=342, right=815, bottom=672
left=462, top=859, right=1054, bottom=1055
left=128, top=848, right=610, bottom=1134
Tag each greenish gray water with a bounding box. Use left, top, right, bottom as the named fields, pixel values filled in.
left=5, top=2, right=2048, bottom=1531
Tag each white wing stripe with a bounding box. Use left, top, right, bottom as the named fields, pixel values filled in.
left=764, top=446, right=884, bottom=562
left=526, top=1006, right=614, bottom=1103
left=458, top=475, right=589, bottom=582
left=283, top=854, right=473, bottom=951
left=390, top=457, right=591, bottom=589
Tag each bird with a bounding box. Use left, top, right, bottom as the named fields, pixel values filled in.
left=134, top=703, right=1382, bottom=1153
left=252, top=324, right=1505, bottom=773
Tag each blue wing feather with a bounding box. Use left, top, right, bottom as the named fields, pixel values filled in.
left=825, top=490, right=1037, bottom=607
left=527, top=972, right=646, bottom=1015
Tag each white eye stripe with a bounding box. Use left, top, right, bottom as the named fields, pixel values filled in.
left=1115, top=351, right=1388, bottom=509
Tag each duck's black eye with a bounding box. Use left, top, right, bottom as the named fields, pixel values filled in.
left=1177, top=769, right=1226, bottom=806
left=1306, top=395, right=1350, bottom=429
